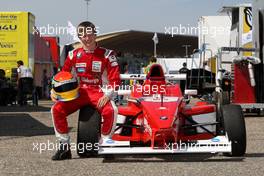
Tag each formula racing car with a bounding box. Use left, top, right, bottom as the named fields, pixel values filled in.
left=77, top=64, right=246, bottom=157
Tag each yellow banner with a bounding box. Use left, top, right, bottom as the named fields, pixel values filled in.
left=0, top=12, right=29, bottom=77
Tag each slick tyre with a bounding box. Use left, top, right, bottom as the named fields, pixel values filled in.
left=77, top=106, right=101, bottom=157
left=222, top=104, right=246, bottom=156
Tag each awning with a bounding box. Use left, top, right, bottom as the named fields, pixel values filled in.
left=96, top=30, right=198, bottom=57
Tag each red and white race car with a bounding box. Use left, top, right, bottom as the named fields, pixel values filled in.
left=77, top=64, right=246, bottom=157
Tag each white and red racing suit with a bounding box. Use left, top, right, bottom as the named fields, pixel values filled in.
left=51, top=47, right=121, bottom=143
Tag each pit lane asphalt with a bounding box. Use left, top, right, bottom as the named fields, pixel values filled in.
left=0, top=100, right=264, bottom=176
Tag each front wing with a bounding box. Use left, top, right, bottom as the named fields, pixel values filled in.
left=98, top=135, right=231, bottom=154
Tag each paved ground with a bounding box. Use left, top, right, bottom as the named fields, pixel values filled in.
left=0, top=100, right=264, bottom=176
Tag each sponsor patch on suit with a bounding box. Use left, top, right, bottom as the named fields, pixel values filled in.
left=92, top=61, right=102, bottom=72
left=76, top=63, right=86, bottom=67
left=111, top=62, right=118, bottom=67
left=77, top=52, right=82, bottom=59
left=77, top=68, right=85, bottom=73
left=108, top=55, right=117, bottom=62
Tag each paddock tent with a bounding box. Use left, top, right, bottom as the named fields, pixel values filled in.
left=96, top=30, right=198, bottom=57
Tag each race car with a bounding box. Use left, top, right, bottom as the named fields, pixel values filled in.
left=77, top=64, right=246, bottom=157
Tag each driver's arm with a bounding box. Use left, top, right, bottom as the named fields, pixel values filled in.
left=104, top=52, right=121, bottom=98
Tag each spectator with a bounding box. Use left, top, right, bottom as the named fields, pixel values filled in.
left=0, top=69, right=8, bottom=106
left=42, top=69, right=49, bottom=99
left=144, top=56, right=157, bottom=74
left=17, top=60, right=33, bottom=106
left=179, top=62, right=189, bottom=93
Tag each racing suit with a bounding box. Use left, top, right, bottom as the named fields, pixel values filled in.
left=51, top=47, right=121, bottom=143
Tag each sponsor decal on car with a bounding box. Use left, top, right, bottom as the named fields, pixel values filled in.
left=211, top=137, right=220, bottom=142
left=160, top=116, right=168, bottom=120
left=106, top=139, right=115, bottom=144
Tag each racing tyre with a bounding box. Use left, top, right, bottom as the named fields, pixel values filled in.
left=222, top=104, right=246, bottom=156
left=77, top=106, right=101, bottom=157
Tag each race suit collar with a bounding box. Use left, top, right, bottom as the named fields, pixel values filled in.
left=83, top=43, right=98, bottom=53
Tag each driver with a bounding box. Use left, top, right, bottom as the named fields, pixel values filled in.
left=50, top=21, right=121, bottom=160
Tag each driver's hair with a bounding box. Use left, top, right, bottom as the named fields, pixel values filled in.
left=77, top=21, right=96, bottom=38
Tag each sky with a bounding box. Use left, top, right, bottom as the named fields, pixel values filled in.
left=0, top=0, right=251, bottom=44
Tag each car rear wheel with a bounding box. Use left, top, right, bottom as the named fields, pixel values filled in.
left=222, top=104, right=246, bottom=156
left=77, top=106, right=101, bottom=157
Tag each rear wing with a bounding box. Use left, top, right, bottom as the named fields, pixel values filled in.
left=120, top=74, right=187, bottom=81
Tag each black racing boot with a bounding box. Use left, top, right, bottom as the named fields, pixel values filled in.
left=51, top=143, right=72, bottom=161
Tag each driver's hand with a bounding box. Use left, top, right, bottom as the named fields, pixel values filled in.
left=97, top=95, right=110, bottom=109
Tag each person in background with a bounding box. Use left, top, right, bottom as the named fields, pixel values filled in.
left=116, top=62, right=130, bottom=105
left=144, top=56, right=157, bottom=74
left=42, top=69, right=49, bottom=99
left=123, top=62, right=130, bottom=84
left=0, top=69, right=9, bottom=106
left=179, top=62, right=189, bottom=93
left=16, top=60, right=33, bottom=106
